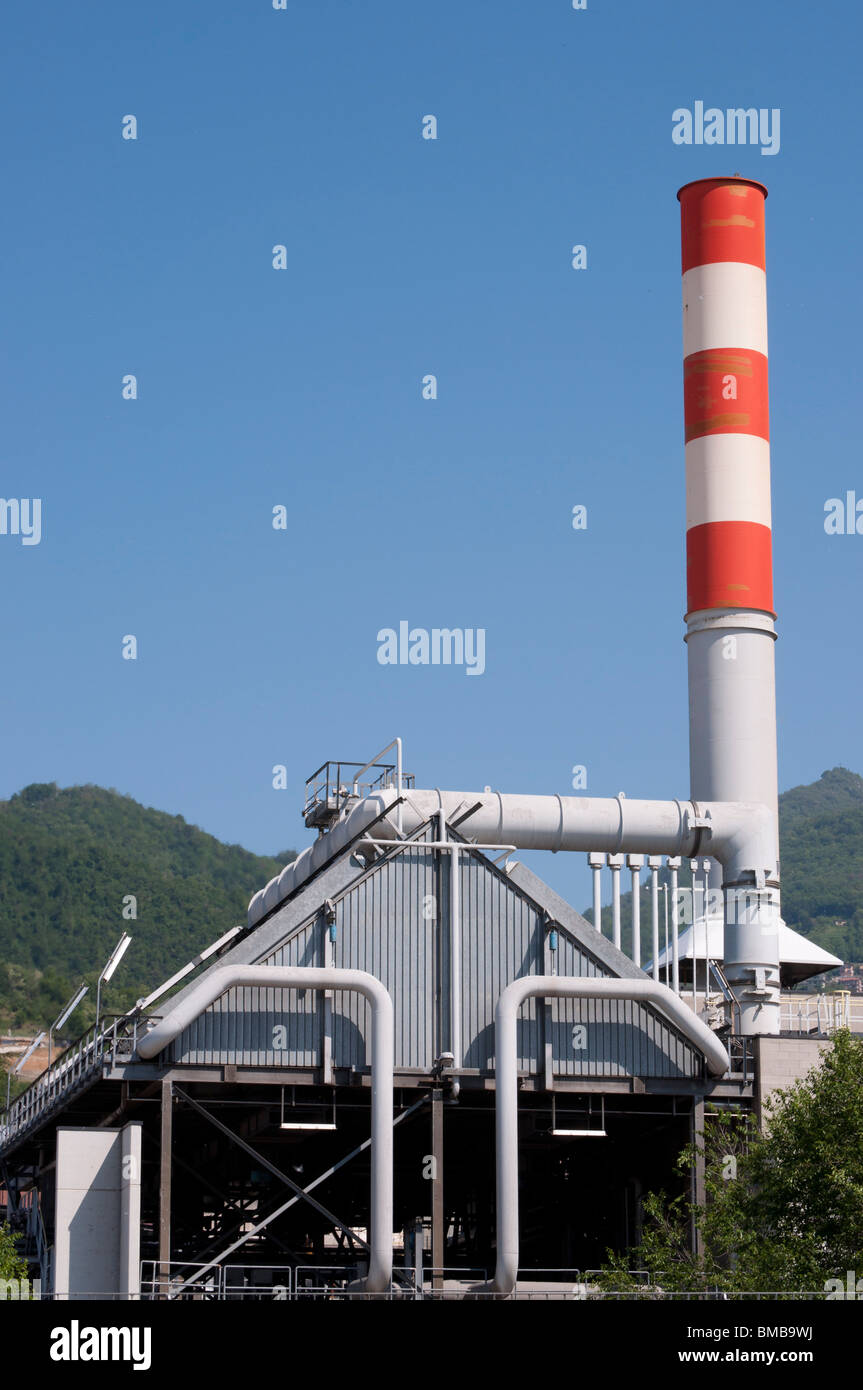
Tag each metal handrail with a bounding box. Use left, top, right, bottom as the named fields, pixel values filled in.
left=221, top=1264, right=294, bottom=1299
left=139, top=1260, right=221, bottom=1300
left=293, top=1263, right=361, bottom=1293
left=303, top=741, right=414, bottom=830
left=0, top=1014, right=155, bottom=1152
left=779, top=990, right=860, bottom=1036
left=726, top=1033, right=755, bottom=1082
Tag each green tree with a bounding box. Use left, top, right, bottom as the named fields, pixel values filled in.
left=0, top=1224, right=27, bottom=1282
left=597, top=1030, right=863, bottom=1295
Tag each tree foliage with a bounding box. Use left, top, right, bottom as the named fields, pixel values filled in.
left=597, top=1030, right=863, bottom=1294
left=0, top=1224, right=26, bottom=1282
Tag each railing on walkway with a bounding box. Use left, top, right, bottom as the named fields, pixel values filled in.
left=1, top=1284, right=836, bottom=1301
left=139, top=1260, right=221, bottom=1300
left=222, top=1264, right=294, bottom=1299
left=779, top=990, right=862, bottom=1036
left=303, top=754, right=414, bottom=831
left=126, top=1261, right=839, bottom=1301
left=727, top=1034, right=755, bottom=1083
left=293, top=1264, right=361, bottom=1298
left=0, top=1015, right=157, bottom=1153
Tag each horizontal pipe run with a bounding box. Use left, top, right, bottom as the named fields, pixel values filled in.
left=250, top=789, right=778, bottom=926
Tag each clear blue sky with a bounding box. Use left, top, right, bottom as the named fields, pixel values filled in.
left=3, top=0, right=861, bottom=916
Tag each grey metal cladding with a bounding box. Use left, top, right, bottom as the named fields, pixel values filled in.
left=501, top=860, right=699, bottom=1077
left=505, top=861, right=646, bottom=980
left=163, top=832, right=699, bottom=1079
left=329, top=845, right=437, bottom=1071
left=460, top=850, right=549, bottom=1070
left=161, top=847, right=366, bottom=1065
left=546, top=996, right=699, bottom=1078
left=167, top=928, right=322, bottom=1067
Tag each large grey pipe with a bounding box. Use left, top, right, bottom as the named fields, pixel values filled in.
left=252, top=789, right=776, bottom=910
left=490, top=976, right=729, bottom=1296
left=137, top=966, right=394, bottom=1294
left=250, top=789, right=779, bottom=1034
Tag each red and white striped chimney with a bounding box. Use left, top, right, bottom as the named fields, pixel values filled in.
left=678, top=177, right=781, bottom=1034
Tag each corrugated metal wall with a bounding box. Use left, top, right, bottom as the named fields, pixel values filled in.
left=170, top=927, right=323, bottom=1068
left=165, top=845, right=700, bottom=1080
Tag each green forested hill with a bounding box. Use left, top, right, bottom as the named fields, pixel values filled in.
left=0, top=783, right=295, bottom=1031
left=582, top=767, right=863, bottom=966
left=777, top=767, right=863, bottom=961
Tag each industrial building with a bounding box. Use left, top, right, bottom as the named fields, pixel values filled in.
left=0, top=177, right=846, bottom=1300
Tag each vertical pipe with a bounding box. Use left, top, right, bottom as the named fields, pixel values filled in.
left=357, top=976, right=394, bottom=1295
left=608, top=855, right=623, bottom=951
left=703, top=860, right=712, bottom=1004
left=628, top=855, right=644, bottom=967
left=588, top=853, right=604, bottom=933
left=159, top=1079, right=172, bottom=1292
left=490, top=977, right=730, bottom=1294
left=632, top=880, right=639, bottom=968
left=648, top=856, right=661, bottom=982
left=668, top=857, right=681, bottom=996
left=431, top=1089, right=444, bottom=1291
left=678, top=177, right=781, bottom=1035
left=137, top=967, right=395, bottom=1294
left=690, top=858, right=699, bottom=1013
left=450, top=846, right=461, bottom=1090
left=322, top=914, right=334, bottom=1086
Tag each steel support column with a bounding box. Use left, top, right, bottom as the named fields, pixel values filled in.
left=431, top=1088, right=444, bottom=1290
left=159, top=1079, right=172, bottom=1288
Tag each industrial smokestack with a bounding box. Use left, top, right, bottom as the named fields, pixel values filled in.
left=678, top=176, right=781, bottom=1035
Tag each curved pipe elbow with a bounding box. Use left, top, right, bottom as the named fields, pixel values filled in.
left=489, top=975, right=729, bottom=1298
left=702, top=801, right=778, bottom=887
left=137, top=965, right=394, bottom=1297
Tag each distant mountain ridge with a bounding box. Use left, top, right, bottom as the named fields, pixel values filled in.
left=0, top=783, right=295, bottom=1032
